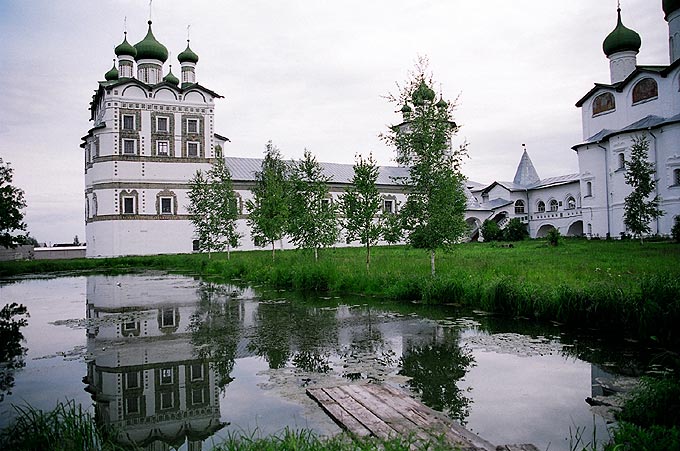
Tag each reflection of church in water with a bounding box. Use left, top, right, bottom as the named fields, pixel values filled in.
left=82, top=275, right=237, bottom=449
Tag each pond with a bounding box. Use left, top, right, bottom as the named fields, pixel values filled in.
left=0, top=273, right=655, bottom=450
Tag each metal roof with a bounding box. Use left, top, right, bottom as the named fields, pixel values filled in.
left=528, top=173, right=580, bottom=188
left=225, top=157, right=410, bottom=185
left=574, top=114, right=680, bottom=148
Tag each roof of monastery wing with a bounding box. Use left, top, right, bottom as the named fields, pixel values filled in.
left=225, top=156, right=410, bottom=185
left=528, top=173, right=580, bottom=188
left=226, top=156, right=482, bottom=208
left=573, top=113, right=680, bottom=148
left=513, top=150, right=540, bottom=186
left=471, top=197, right=512, bottom=211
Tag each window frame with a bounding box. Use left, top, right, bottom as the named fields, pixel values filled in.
left=122, top=114, right=135, bottom=130
left=125, top=396, right=141, bottom=415
left=566, top=196, right=576, bottom=210
left=125, top=371, right=140, bottom=390
left=514, top=199, right=525, bottom=214
left=160, top=308, right=175, bottom=328
left=160, top=391, right=174, bottom=410
left=537, top=201, right=546, bottom=213
left=122, top=139, right=136, bottom=155
left=122, top=196, right=135, bottom=215
left=156, top=116, right=169, bottom=133
left=187, top=141, right=200, bottom=158
left=157, top=140, right=169, bottom=156
left=383, top=199, right=394, bottom=214
left=187, top=118, right=199, bottom=134
left=159, top=368, right=173, bottom=385
left=549, top=199, right=559, bottom=212
left=160, top=197, right=173, bottom=215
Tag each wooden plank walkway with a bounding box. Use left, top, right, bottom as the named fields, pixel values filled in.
left=307, top=384, right=538, bottom=451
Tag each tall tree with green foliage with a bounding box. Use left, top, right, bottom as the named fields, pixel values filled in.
left=187, top=158, right=241, bottom=258
left=246, top=141, right=290, bottom=260
left=623, top=135, right=663, bottom=244
left=287, top=150, right=338, bottom=261
left=381, top=203, right=403, bottom=245
left=382, top=59, right=468, bottom=276
left=341, top=153, right=383, bottom=270
left=0, top=157, right=27, bottom=249
left=209, top=157, right=242, bottom=259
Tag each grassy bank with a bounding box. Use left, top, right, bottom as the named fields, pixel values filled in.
left=2, top=239, right=679, bottom=344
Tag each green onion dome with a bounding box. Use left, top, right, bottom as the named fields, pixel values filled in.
left=436, top=97, right=447, bottom=109
left=401, top=103, right=412, bottom=114
left=104, top=61, right=119, bottom=81
left=163, top=66, right=179, bottom=85
left=664, top=0, right=680, bottom=19
left=114, top=32, right=137, bottom=58
left=603, top=8, right=641, bottom=57
left=411, top=81, right=436, bottom=106
left=178, top=40, right=199, bottom=64
left=134, top=20, right=168, bottom=62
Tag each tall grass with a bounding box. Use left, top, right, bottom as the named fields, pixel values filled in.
left=0, top=400, right=124, bottom=451
left=3, top=240, right=679, bottom=344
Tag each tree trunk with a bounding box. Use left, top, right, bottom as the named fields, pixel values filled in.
left=314, top=247, right=318, bottom=262
left=271, top=241, right=276, bottom=261
left=366, top=242, right=371, bottom=272
left=227, top=244, right=231, bottom=260
left=430, top=249, right=435, bottom=277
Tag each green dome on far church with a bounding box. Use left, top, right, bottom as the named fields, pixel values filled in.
left=178, top=41, right=199, bottom=64
left=602, top=8, right=641, bottom=57
left=134, top=21, right=168, bottom=62
left=114, top=32, right=137, bottom=58
left=664, top=0, right=680, bottom=19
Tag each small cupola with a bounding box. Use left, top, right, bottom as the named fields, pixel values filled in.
left=115, top=32, right=136, bottom=78
left=411, top=81, right=435, bottom=106
left=602, top=8, right=641, bottom=83
left=664, top=0, right=680, bottom=63
left=178, top=40, right=199, bottom=87
left=104, top=60, right=119, bottom=81
left=163, top=65, right=179, bottom=86
left=134, top=20, right=168, bottom=84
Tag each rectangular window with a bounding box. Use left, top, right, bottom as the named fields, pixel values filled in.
left=187, top=119, right=199, bottom=134
left=160, top=197, right=172, bottom=214
left=125, top=371, right=140, bottom=390
left=123, top=321, right=138, bottom=331
left=191, top=387, right=205, bottom=405
left=160, top=368, right=173, bottom=385
left=123, top=197, right=135, bottom=214
left=123, top=139, right=136, bottom=155
left=190, top=364, right=204, bottom=381
left=321, top=198, right=331, bottom=210
left=383, top=200, right=394, bottom=214
left=160, top=391, right=174, bottom=409
left=161, top=308, right=175, bottom=327
left=122, top=114, right=135, bottom=130
left=156, top=116, right=169, bottom=132
left=125, top=397, right=140, bottom=415
left=187, top=142, right=199, bottom=157
left=157, top=141, right=169, bottom=155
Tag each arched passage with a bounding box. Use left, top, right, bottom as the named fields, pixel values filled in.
left=536, top=224, right=556, bottom=238
left=466, top=217, right=482, bottom=242
left=567, top=220, right=583, bottom=237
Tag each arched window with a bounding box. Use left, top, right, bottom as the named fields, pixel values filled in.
left=549, top=199, right=559, bottom=212
left=632, top=78, right=658, bottom=104
left=592, top=92, right=615, bottom=116
left=537, top=201, right=546, bottom=213
left=566, top=196, right=576, bottom=210
left=618, top=153, right=626, bottom=170
left=514, top=199, right=525, bottom=214
left=674, top=168, right=680, bottom=186
left=586, top=181, right=593, bottom=197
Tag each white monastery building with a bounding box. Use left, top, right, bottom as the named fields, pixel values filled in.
left=83, top=2, right=680, bottom=257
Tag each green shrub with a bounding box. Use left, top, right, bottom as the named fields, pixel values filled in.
left=503, top=218, right=529, bottom=241
left=672, top=215, right=680, bottom=243
left=546, top=228, right=561, bottom=246
left=480, top=219, right=502, bottom=242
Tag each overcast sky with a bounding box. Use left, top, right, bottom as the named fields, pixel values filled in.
left=0, top=0, right=670, bottom=244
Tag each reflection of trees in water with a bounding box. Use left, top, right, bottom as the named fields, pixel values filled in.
left=340, top=307, right=397, bottom=381
left=400, top=328, right=474, bottom=425
left=189, top=283, right=243, bottom=389
left=0, top=303, right=29, bottom=403
left=248, top=301, right=338, bottom=371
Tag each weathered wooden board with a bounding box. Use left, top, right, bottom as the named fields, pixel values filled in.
left=308, top=384, right=500, bottom=450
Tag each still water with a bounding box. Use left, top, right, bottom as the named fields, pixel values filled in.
left=0, top=273, right=652, bottom=450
